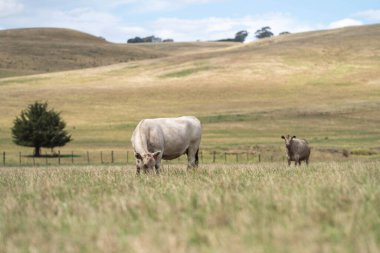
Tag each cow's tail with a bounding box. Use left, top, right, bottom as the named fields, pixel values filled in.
left=195, top=148, right=199, bottom=167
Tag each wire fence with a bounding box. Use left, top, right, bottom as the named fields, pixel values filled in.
left=1, top=150, right=284, bottom=167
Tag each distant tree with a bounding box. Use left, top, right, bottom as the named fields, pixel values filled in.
left=127, top=37, right=144, bottom=43
left=255, top=26, right=274, bottom=39
left=279, top=31, right=291, bottom=36
left=217, top=30, right=249, bottom=42
left=163, top=39, right=174, bottom=43
left=127, top=36, right=162, bottom=43
left=11, top=102, right=72, bottom=157
left=235, top=30, right=249, bottom=42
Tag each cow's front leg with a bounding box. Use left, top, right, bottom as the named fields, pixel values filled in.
left=136, top=165, right=141, bottom=176
left=155, top=160, right=161, bottom=175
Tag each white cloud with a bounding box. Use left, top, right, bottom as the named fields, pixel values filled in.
left=152, top=13, right=321, bottom=42
left=0, top=0, right=23, bottom=17
left=328, top=18, right=363, bottom=29
left=115, top=0, right=222, bottom=12
left=355, top=9, right=380, bottom=21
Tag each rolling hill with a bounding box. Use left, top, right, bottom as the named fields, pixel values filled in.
left=0, top=24, right=379, bottom=160
left=0, top=27, right=236, bottom=78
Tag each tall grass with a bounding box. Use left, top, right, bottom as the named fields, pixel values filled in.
left=1, top=162, right=379, bottom=253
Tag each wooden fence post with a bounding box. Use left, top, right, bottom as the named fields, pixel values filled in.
left=19, top=152, right=22, bottom=166
left=71, top=151, right=74, bottom=164
left=58, top=151, right=61, bottom=165
left=224, top=152, right=227, bottom=163
left=111, top=151, right=114, bottom=164
left=126, top=151, right=129, bottom=164
left=258, top=154, right=261, bottom=163
left=87, top=151, right=90, bottom=164
left=2, top=152, right=5, bottom=166
left=101, top=152, right=103, bottom=164
left=212, top=151, right=216, bottom=163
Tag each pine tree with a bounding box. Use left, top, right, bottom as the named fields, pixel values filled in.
left=11, top=102, right=72, bottom=157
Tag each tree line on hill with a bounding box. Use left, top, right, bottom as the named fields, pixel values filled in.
left=127, top=26, right=290, bottom=44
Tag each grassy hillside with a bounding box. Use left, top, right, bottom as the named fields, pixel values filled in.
left=0, top=24, right=379, bottom=160
left=0, top=27, right=236, bottom=78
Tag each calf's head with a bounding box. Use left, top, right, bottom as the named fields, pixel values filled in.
left=134, top=151, right=161, bottom=172
left=281, top=135, right=296, bottom=149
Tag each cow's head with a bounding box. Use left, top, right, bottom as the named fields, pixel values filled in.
left=134, top=151, right=161, bottom=173
left=281, top=135, right=296, bottom=148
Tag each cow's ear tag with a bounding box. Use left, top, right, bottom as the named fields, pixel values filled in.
left=153, top=151, right=161, bottom=160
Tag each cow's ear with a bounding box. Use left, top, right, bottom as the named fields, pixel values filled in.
left=281, top=136, right=285, bottom=139
left=153, top=151, right=161, bottom=160
left=135, top=153, right=142, bottom=160
left=291, top=136, right=296, bottom=139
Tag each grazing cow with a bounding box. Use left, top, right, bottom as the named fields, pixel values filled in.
left=281, top=135, right=311, bottom=166
left=131, top=116, right=202, bottom=175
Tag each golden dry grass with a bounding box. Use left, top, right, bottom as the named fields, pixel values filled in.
left=0, top=25, right=379, bottom=159
left=0, top=28, right=236, bottom=78
left=1, top=162, right=379, bottom=253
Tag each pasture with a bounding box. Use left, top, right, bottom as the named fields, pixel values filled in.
left=1, top=162, right=379, bottom=253
left=0, top=24, right=380, bottom=253
left=1, top=25, right=380, bottom=160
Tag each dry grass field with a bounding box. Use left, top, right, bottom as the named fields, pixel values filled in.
left=1, top=24, right=380, bottom=253
left=1, top=162, right=379, bottom=253
left=0, top=24, right=379, bottom=160
left=0, top=28, right=235, bottom=78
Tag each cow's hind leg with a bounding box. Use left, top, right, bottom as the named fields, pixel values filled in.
left=187, top=147, right=198, bottom=170
left=195, top=149, right=199, bottom=167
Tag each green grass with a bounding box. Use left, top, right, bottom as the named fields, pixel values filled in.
left=160, top=65, right=214, bottom=78
left=1, top=162, right=379, bottom=253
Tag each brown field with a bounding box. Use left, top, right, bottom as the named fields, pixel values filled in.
left=0, top=24, right=379, bottom=160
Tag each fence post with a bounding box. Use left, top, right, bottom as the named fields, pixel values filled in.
left=111, top=151, right=114, bottom=164
left=212, top=151, right=216, bottom=163
left=2, top=152, right=5, bottom=166
left=126, top=151, right=129, bottom=164
left=19, top=152, right=22, bottom=166
left=72, top=151, right=74, bottom=164
left=224, top=152, right=227, bottom=163
left=46, top=152, right=48, bottom=165
left=101, top=152, right=103, bottom=164
left=58, top=151, right=61, bottom=165
left=258, top=154, right=261, bottom=163
left=236, top=153, right=239, bottom=163
left=87, top=151, right=90, bottom=164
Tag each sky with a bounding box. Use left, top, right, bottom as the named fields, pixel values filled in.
left=0, top=0, right=379, bottom=42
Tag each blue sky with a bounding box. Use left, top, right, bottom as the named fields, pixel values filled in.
left=1, top=0, right=379, bottom=42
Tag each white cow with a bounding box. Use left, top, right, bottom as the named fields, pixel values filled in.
left=131, top=116, right=202, bottom=175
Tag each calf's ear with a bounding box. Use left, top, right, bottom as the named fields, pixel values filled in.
left=153, top=151, right=161, bottom=160
left=281, top=136, right=285, bottom=139
left=135, top=152, right=142, bottom=160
